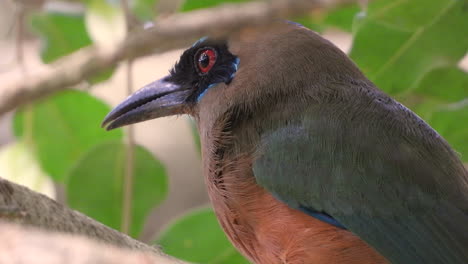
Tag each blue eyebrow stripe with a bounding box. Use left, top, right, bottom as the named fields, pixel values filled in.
left=196, top=58, right=240, bottom=102
left=192, top=36, right=208, bottom=47
left=230, top=58, right=240, bottom=79
left=286, top=20, right=305, bottom=28
left=233, top=58, right=240, bottom=71
left=197, top=83, right=217, bottom=102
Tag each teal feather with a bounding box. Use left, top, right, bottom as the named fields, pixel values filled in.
left=253, top=82, right=468, bottom=264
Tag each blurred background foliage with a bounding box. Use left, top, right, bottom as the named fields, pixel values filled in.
left=0, top=0, right=466, bottom=263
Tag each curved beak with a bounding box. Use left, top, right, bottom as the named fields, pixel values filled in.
left=102, top=77, right=191, bottom=130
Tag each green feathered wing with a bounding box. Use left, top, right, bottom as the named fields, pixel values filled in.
left=253, top=97, right=468, bottom=264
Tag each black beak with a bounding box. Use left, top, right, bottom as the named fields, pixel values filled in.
left=102, top=77, right=191, bottom=130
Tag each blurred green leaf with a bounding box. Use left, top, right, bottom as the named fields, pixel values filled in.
left=350, top=0, right=468, bottom=94
left=292, top=15, right=326, bottom=33
left=403, top=96, right=442, bottom=121
left=82, top=0, right=122, bottom=84
left=29, top=10, right=115, bottom=83
left=428, top=103, right=468, bottom=161
left=13, top=90, right=122, bottom=181
left=414, top=67, right=468, bottom=102
left=67, top=141, right=167, bottom=238
left=85, top=0, right=126, bottom=47
left=324, top=4, right=360, bottom=32
left=364, top=0, right=450, bottom=31
left=0, top=141, right=55, bottom=199
left=189, top=118, right=201, bottom=154
left=85, top=0, right=158, bottom=21
left=180, top=0, right=250, bottom=12
left=292, top=4, right=360, bottom=34
left=132, top=0, right=158, bottom=20
left=30, top=11, right=92, bottom=63
left=157, top=208, right=249, bottom=264
left=88, top=66, right=116, bottom=84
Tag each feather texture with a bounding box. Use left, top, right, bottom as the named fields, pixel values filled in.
left=253, top=81, right=468, bottom=263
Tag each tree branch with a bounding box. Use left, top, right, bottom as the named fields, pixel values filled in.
left=0, top=222, right=185, bottom=263
left=0, top=0, right=356, bottom=116
left=0, top=177, right=185, bottom=263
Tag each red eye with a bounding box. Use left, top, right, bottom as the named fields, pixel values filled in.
left=197, top=49, right=216, bottom=74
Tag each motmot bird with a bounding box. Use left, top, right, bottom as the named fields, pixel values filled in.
left=102, top=22, right=468, bottom=263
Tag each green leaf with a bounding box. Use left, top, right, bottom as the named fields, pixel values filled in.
left=324, top=4, right=360, bottom=32
left=87, top=66, right=117, bottom=84
left=13, top=90, right=122, bottom=181
left=0, top=141, right=55, bottom=199
left=350, top=0, right=468, bottom=95
left=67, top=141, right=167, bottom=238
left=85, top=0, right=126, bottom=47
left=428, top=103, right=468, bottom=161
left=157, top=208, right=249, bottom=264
left=402, top=96, right=442, bottom=121
left=291, top=15, right=326, bottom=33
left=291, top=4, right=360, bottom=33
left=189, top=118, right=201, bottom=154
left=414, top=67, right=468, bottom=102
left=364, top=0, right=451, bottom=31
left=29, top=11, right=92, bottom=63
left=86, top=0, right=158, bottom=21
left=180, top=0, right=251, bottom=12
left=132, top=0, right=158, bottom=21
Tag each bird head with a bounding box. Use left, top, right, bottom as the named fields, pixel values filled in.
left=102, top=22, right=365, bottom=131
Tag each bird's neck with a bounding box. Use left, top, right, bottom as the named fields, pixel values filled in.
left=196, top=78, right=378, bottom=177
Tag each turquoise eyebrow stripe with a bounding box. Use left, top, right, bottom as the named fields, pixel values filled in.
left=197, top=83, right=217, bottom=102
left=192, top=36, right=208, bottom=47
left=196, top=58, right=240, bottom=102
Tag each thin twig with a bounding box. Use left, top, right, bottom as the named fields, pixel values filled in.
left=0, top=2, right=19, bottom=73
left=120, top=0, right=135, bottom=235
left=15, top=6, right=26, bottom=75
left=122, top=64, right=135, bottom=235
left=14, top=4, right=36, bottom=164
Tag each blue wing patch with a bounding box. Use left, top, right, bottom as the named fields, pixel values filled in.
left=270, top=191, right=346, bottom=229
left=299, top=205, right=347, bottom=229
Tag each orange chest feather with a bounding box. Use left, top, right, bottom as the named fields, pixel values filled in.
left=204, top=157, right=388, bottom=264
